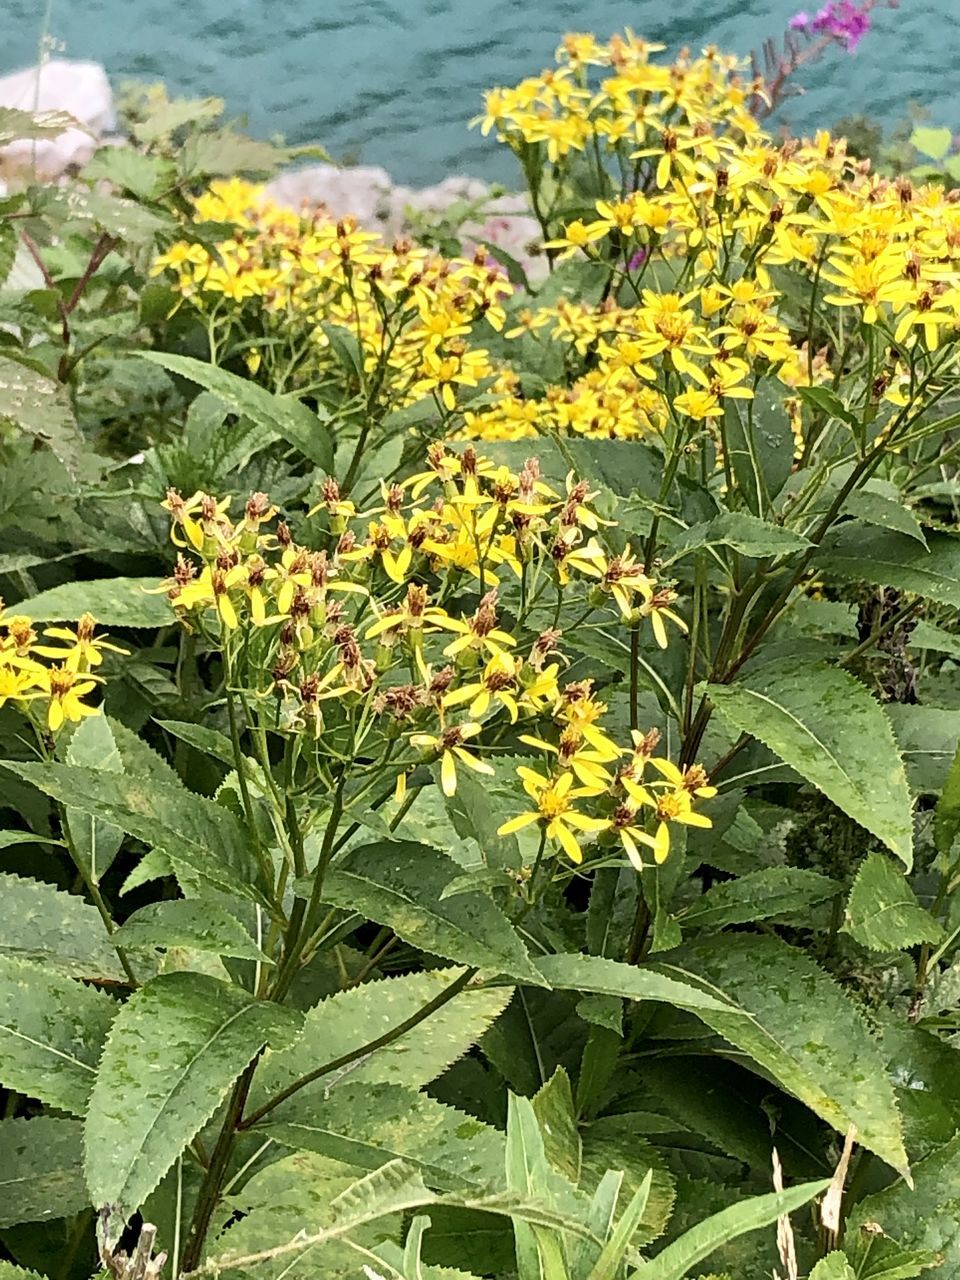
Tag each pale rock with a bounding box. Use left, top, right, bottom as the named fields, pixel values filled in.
left=266, top=163, right=395, bottom=229
left=0, top=59, right=115, bottom=177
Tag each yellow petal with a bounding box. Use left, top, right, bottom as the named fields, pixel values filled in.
left=441, top=749, right=458, bottom=796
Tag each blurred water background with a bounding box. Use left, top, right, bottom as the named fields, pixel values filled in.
left=4, top=0, right=956, bottom=186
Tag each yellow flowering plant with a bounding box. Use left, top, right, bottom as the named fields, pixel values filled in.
left=3, top=30, right=960, bottom=1280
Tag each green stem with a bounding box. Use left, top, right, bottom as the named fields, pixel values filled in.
left=180, top=1057, right=260, bottom=1271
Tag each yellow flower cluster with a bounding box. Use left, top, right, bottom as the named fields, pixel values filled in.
left=460, top=32, right=960, bottom=443
left=160, top=450, right=710, bottom=867
left=151, top=178, right=509, bottom=409
left=0, top=608, right=124, bottom=732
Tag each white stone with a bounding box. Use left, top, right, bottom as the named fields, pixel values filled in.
left=266, top=163, right=396, bottom=229
left=0, top=59, right=115, bottom=177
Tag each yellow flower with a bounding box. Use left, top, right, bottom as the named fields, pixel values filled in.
left=409, top=723, right=495, bottom=796
left=40, top=665, right=102, bottom=732
left=442, top=651, right=522, bottom=722
left=623, top=778, right=713, bottom=863
left=544, top=219, right=609, bottom=258
left=498, top=768, right=607, bottom=864
left=0, top=663, right=43, bottom=709
left=33, top=614, right=128, bottom=672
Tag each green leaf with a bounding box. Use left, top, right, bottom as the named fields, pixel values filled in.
left=0, top=874, right=124, bottom=980
left=262, top=1080, right=504, bottom=1190
left=82, top=147, right=176, bottom=200
left=85, top=971, right=302, bottom=1229
left=679, top=868, right=839, bottom=929
left=909, top=620, right=960, bottom=659
left=664, top=512, right=810, bottom=564
left=532, top=1068, right=581, bottom=1185
left=846, top=1132, right=960, bottom=1272
left=0, top=105, right=83, bottom=145
left=0, top=953, right=116, bottom=1114
left=887, top=705, right=960, bottom=794
left=0, top=223, right=16, bottom=290
left=112, top=900, right=269, bottom=961
left=722, top=384, right=794, bottom=515
left=818, top=525, right=960, bottom=608
left=73, top=189, right=171, bottom=243
left=15, top=578, right=170, bottom=627
left=0, top=1116, right=88, bottom=1228
left=632, top=1180, right=829, bottom=1280
left=0, top=355, right=83, bottom=475
left=65, top=713, right=124, bottom=884
left=0, top=1265, right=47, bottom=1280
left=653, top=935, right=909, bottom=1176
left=579, top=1115, right=675, bottom=1248
left=505, top=1094, right=579, bottom=1280
left=582, top=1170, right=652, bottom=1280
left=534, top=953, right=746, bottom=1016
left=181, top=129, right=294, bottom=178
left=845, top=853, right=944, bottom=952
left=132, top=95, right=224, bottom=143
left=250, top=968, right=512, bottom=1113
left=934, top=737, right=960, bottom=854
left=845, top=1230, right=941, bottom=1280
left=209, top=1150, right=392, bottom=1277
left=139, top=351, right=333, bottom=470
left=798, top=385, right=858, bottom=427
left=809, top=1252, right=856, bottom=1280
left=705, top=657, right=913, bottom=867
left=318, top=841, right=544, bottom=983
left=207, top=1157, right=436, bottom=1276
left=911, top=126, right=953, bottom=161
left=4, top=761, right=263, bottom=903
left=842, top=490, right=927, bottom=546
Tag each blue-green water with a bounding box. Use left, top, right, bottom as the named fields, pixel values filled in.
left=5, top=1, right=956, bottom=187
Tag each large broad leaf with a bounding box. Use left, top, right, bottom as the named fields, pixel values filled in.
left=664, top=511, right=811, bottom=564
left=0, top=874, right=124, bottom=980
left=818, top=525, right=960, bottom=607
left=0, top=1116, right=88, bottom=1228
left=722, top=384, right=794, bottom=516
left=211, top=1150, right=376, bottom=1276
left=705, top=657, right=913, bottom=867
left=0, top=954, right=116, bottom=1114
left=262, top=1079, right=504, bottom=1190
left=15, top=577, right=170, bottom=627
left=0, top=355, right=83, bottom=475
left=65, top=714, right=124, bottom=884
left=317, top=841, right=544, bottom=983
left=535, top=953, right=746, bottom=1016
left=846, top=1133, right=960, bottom=1273
left=580, top=1114, right=676, bottom=1248
left=652, top=935, right=910, bottom=1177
left=845, top=853, right=944, bottom=952
left=83, top=147, right=176, bottom=200
left=887, top=705, right=960, bottom=795
left=0, top=105, right=84, bottom=145
left=112, top=899, right=268, bottom=961
left=85, top=972, right=302, bottom=1230
left=632, top=1179, right=829, bottom=1280
left=679, top=867, right=839, bottom=930
left=4, top=761, right=263, bottom=903
left=139, top=351, right=333, bottom=470
left=249, top=968, right=512, bottom=1113
left=208, top=1156, right=436, bottom=1277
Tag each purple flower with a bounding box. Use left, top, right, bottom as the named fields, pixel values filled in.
left=809, top=0, right=872, bottom=52
left=789, top=11, right=812, bottom=28
left=627, top=247, right=648, bottom=271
